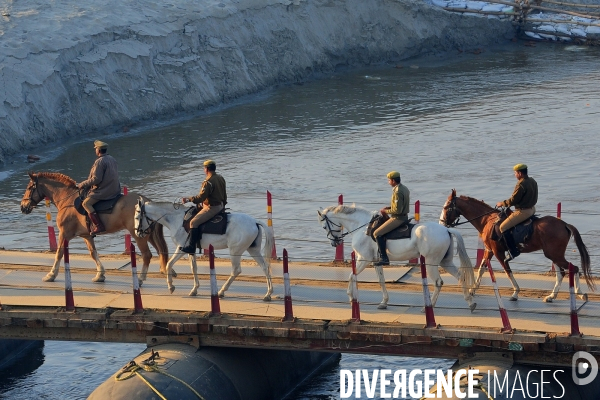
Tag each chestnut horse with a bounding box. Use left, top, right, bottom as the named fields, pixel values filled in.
left=440, top=189, right=593, bottom=302
left=20, top=172, right=169, bottom=283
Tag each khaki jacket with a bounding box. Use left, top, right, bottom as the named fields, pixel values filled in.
left=79, top=154, right=121, bottom=200
left=501, top=176, right=538, bottom=210
left=388, top=183, right=410, bottom=219
left=191, top=173, right=227, bottom=206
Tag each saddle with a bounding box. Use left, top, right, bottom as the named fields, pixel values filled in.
left=74, top=194, right=123, bottom=216
left=492, top=214, right=538, bottom=245
left=366, top=214, right=415, bottom=241
left=183, top=207, right=229, bottom=235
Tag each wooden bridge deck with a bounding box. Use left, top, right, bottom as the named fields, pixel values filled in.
left=0, top=250, right=598, bottom=367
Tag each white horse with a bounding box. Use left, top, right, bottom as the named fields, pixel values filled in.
left=318, top=205, right=476, bottom=311
left=134, top=199, right=274, bottom=300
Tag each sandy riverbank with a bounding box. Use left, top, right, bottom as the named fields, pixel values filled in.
left=0, top=0, right=516, bottom=163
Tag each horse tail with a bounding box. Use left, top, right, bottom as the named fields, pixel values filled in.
left=149, top=223, right=169, bottom=272
left=256, top=220, right=274, bottom=269
left=567, top=223, right=594, bottom=292
left=447, top=228, right=475, bottom=289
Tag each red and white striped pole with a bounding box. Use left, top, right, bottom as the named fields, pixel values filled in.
left=63, top=240, right=75, bottom=311
left=569, top=262, right=581, bottom=336
left=123, top=186, right=132, bottom=255
left=350, top=251, right=361, bottom=323
left=475, top=233, right=485, bottom=271
left=486, top=260, right=513, bottom=333
left=130, top=243, right=144, bottom=313
left=409, top=200, right=420, bottom=264
left=267, top=191, right=277, bottom=260
left=45, top=197, right=58, bottom=251
left=282, top=249, right=294, bottom=322
left=334, top=194, right=344, bottom=262
left=551, top=203, right=562, bottom=272
left=420, top=256, right=437, bottom=328
left=209, top=244, right=221, bottom=316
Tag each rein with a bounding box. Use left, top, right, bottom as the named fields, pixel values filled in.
left=23, top=176, right=79, bottom=210
left=136, top=203, right=168, bottom=237
left=442, top=197, right=499, bottom=227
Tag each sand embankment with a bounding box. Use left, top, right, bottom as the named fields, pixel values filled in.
left=0, top=0, right=515, bottom=163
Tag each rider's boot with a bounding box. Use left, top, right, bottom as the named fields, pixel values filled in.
left=374, top=236, right=390, bottom=266
left=503, top=231, right=520, bottom=262
left=88, top=212, right=106, bottom=235
left=181, top=228, right=200, bottom=254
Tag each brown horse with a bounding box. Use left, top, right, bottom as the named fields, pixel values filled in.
left=20, top=172, right=168, bottom=283
left=440, top=189, right=593, bottom=302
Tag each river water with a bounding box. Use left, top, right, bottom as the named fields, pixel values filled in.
left=0, top=42, right=599, bottom=398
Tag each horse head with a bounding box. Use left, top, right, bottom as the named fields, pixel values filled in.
left=20, top=172, right=45, bottom=214
left=440, top=189, right=461, bottom=227
left=317, top=207, right=344, bottom=247
left=134, top=197, right=150, bottom=238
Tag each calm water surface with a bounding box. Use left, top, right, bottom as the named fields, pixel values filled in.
left=0, top=42, right=599, bottom=399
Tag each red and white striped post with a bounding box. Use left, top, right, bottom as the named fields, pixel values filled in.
left=267, top=191, right=277, bottom=260
left=334, top=194, right=344, bottom=262
left=486, top=260, right=513, bottom=333
left=409, top=200, right=420, bottom=264
left=569, top=262, right=581, bottom=336
left=282, top=249, right=294, bottom=322
left=476, top=233, right=485, bottom=271
left=551, top=203, right=562, bottom=272
left=209, top=245, right=221, bottom=316
left=420, top=256, right=437, bottom=328
left=63, top=240, right=75, bottom=311
left=350, top=251, right=361, bottom=323
left=45, top=197, right=57, bottom=251
left=123, top=186, right=132, bottom=255
left=130, top=243, right=144, bottom=313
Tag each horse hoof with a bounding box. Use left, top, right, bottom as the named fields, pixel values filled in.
left=263, top=295, right=271, bottom=302
left=470, top=303, right=477, bottom=313
left=42, top=274, right=56, bottom=282
left=92, top=273, right=105, bottom=283
left=509, top=296, right=518, bottom=302
left=581, top=294, right=588, bottom=302
left=189, top=289, right=198, bottom=297
left=543, top=297, right=553, bottom=303
left=169, top=286, right=175, bottom=294
left=420, top=307, right=426, bottom=314
left=377, top=303, right=387, bottom=310
left=138, top=279, right=144, bottom=287
left=218, top=292, right=225, bottom=298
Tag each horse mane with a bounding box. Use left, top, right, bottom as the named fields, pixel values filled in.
left=36, top=172, right=77, bottom=188
left=324, top=204, right=373, bottom=215
left=458, top=195, right=495, bottom=211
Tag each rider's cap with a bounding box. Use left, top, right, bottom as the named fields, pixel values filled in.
left=513, top=163, right=527, bottom=171
left=203, top=160, right=216, bottom=167
left=94, top=140, right=108, bottom=149
left=386, top=171, right=400, bottom=179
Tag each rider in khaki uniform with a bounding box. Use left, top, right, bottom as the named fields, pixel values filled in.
left=180, top=160, right=227, bottom=254
left=77, top=140, right=120, bottom=235
left=373, top=171, right=410, bottom=266
left=495, top=163, right=538, bottom=262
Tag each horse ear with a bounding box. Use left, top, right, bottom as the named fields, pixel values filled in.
left=27, top=171, right=34, bottom=179
left=451, top=189, right=456, bottom=197
left=317, top=210, right=322, bottom=217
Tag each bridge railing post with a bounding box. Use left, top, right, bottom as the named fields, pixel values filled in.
left=350, top=251, right=360, bottom=323
left=420, top=255, right=437, bottom=328
left=486, top=260, right=513, bottom=333
left=267, top=191, right=277, bottom=260
left=63, top=240, right=75, bottom=311
left=569, top=262, right=582, bottom=336
left=45, top=197, right=57, bottom=252
left=282, top=249, right=294, bottom=322
left=409, top=200, right=420, bottom=265
left=123, top=186, right=131, bottom=255
left=334, top=194, right=344, bottom=262
left=130, top=243, right=144, bottom=313
left=209, top=244, right=221, bottom=316
left=476, top=233, right=485, bottom=272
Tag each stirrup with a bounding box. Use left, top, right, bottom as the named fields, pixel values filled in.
left=373, top=258, right=390, bottom=266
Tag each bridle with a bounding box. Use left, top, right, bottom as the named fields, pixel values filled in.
left=319, top=212, right=368, bottom=246
left=135, top=203, right=158, bottom=237
left=441, top=196, right=498, bottom=227
left=22, top=177, right=44, bottom=206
